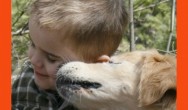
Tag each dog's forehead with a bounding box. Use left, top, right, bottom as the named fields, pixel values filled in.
left=62, top=60, right=133, bottom=67
left=57, top=61, right=135, bottom=74
left=58, top=61, right=87, bottom=71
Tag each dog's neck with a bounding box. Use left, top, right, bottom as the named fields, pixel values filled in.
left=73, top=91, right=163, bottom=110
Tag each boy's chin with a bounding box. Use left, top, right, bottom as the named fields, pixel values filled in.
left=34, top=76, right=56, bottom=90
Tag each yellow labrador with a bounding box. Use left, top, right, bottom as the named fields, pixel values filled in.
left=56, top=50, right=176, bottom=110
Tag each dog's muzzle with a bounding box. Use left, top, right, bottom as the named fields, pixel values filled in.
left=56, top=74, right=102, bottom=90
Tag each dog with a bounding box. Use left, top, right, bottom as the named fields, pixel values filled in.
left=56, top=50, right=176, bottom=110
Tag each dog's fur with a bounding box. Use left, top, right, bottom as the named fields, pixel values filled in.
left=56, top=50, right=176, bottom=110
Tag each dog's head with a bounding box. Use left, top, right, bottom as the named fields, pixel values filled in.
left=56, top=60, right=138, bottom=109
left=56, top=50, right=176, bottom=110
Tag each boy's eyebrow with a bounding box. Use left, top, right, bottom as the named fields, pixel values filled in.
left=28, top=34, right=61, bottom=59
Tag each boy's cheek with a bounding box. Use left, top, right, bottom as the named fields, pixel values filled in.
left=46, top=64, right=60, bottom=76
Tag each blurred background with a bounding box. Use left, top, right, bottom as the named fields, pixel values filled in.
left=12, top=0, right=176, bottom=79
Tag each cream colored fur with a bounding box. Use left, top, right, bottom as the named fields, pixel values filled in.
left=56, top=50, right=176, bottom=110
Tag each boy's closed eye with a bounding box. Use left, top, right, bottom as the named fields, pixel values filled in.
left=29, top=35, right=62, bottom=63
left=46, top=54, right=61, bottom=63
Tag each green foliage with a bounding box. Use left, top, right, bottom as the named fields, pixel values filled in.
left=12, top=0, right=31, bottom=31
left=12, top=0, right=31, bottom=73
left=123, top=0, right=176, bottom=52
left=12, top=34, right=29, bottom=74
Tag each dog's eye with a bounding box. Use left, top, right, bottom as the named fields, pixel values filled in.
left=109, top=60, right=121, bottom=64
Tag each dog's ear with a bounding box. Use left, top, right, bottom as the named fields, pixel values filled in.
left=138, top=53, right=176, bottom=109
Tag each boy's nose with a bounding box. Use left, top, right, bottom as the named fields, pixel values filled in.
left=30, top=52, right=43, bottom=68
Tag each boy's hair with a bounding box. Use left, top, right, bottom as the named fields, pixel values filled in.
left=29, top=0, right=128, bottom=61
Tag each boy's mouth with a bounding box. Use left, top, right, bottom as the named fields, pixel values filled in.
left=35, top=71, right=49, bottom=77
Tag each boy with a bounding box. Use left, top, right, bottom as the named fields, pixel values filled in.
left=12, top=0, right=128, bottom=109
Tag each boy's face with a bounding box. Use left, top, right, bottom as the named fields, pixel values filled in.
left=28, top=18, right=84, bottom=90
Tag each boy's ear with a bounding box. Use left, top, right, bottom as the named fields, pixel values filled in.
left=96, top=55, right=110, bottom=62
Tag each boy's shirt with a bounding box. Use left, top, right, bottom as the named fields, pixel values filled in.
left=12, top=61, right=77, bottom=110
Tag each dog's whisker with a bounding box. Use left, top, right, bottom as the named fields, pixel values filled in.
left=79, top=91, right=82, bottom=104
left=67, top=96, right=70, bottom=103
left=58, top=100, right=69, bottom=110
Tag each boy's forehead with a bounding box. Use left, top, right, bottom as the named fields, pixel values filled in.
left=29, top=18, right=77, bottom=55
left=29, top=17, right=75, bottom=40
left=29, top=18, right=67, bottom=41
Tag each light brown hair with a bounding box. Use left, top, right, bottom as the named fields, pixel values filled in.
left=29, top=0, right=128, bottom=61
